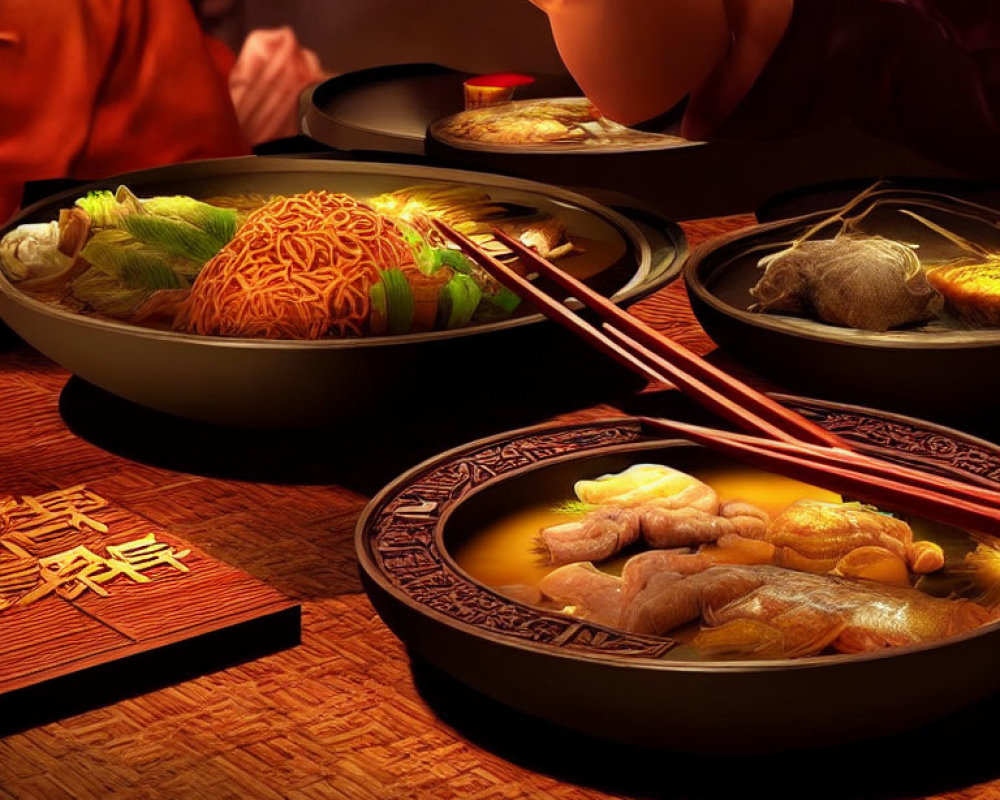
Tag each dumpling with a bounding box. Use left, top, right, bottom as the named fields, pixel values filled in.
left=750, top=235, right=943, bottom=331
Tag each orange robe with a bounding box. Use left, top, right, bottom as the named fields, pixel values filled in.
left=0, top=0, right=250, bottom=222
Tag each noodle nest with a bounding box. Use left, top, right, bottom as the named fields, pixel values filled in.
left=174, top=191, right=417, bottom=339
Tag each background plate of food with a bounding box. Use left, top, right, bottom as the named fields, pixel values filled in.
left=0, top=156, right=685, bottom=427
left=427, top=96, right=698, bottom=155
left=303, top=63, right=584, bottom=156
left=684, top=185, right=1000, bottom=417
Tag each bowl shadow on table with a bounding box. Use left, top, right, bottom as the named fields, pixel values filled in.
left=409, top=652, right=999, bottom=800
left=57, top=361, right=646, bottom=496
left=0, top=320, right=21, bottom=350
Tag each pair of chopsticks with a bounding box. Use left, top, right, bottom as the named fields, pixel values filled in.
left=435, top=220, right=842, bottom=450
left=641, top=418, right=1000, bottom=534
left=432, top=218, right=1000, bottom=536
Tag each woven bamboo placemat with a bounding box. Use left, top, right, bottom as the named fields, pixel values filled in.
left=0, top=216, right=997, bottom=800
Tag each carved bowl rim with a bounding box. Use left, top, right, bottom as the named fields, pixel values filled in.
left=356, top=399, right=1000, bottom=675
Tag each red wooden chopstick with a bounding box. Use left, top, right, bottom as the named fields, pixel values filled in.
left=638, top=417, right=1000, bottom=535
left=430, top=219, right=1000, bottom=535
left=433, top=218, right=846, bottom=448
left=599, top=324, right=813, bottom=444
left=427, top=220, right=663, bottom=383
left=486, top=225, right=845, bottom=450
left=641, top=416, right=1000, bottom=514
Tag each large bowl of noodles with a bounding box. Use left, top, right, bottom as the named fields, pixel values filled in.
left=0, top=157, right=684, bottom=427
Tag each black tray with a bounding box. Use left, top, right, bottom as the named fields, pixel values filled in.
left=304, top=63, right=580, bottom=156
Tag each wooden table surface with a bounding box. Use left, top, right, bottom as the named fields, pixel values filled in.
left=1, top=216, right=998, bottom=800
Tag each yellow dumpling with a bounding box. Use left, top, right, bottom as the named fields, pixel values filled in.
left=574, top=464, right=715, bottom=509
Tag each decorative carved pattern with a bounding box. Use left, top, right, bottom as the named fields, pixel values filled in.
left=366, top=412, right=1000, bottom=661
left=787, top=401, right=1000, bottom=484
left=370, top=423, right=672, bottom=658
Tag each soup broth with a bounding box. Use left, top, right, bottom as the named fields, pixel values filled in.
left=455, top=466, right=841, bottom=588
left=452, top=463, right=996, bottom=662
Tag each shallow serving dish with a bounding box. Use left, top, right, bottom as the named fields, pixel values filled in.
left=303, top=63, right=582, bottom=156
left=356, top=401, right=1000, bottom=752
left=0, top=157, right=684, bottom=428
left=427, top=96, right=696, bottom=156
left=684, top=189, right=1000, bottom=416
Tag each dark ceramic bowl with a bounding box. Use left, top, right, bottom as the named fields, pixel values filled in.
left=0, top=157, right=684, bottom=428
left=356, top=401, right=1000, bottom=753
left=684, top=190, right=1000, bottom=416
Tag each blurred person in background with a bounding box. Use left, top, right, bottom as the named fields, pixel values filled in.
left=1, top=0, right=325, bottom=223
left=191, top=0, right=327, bottom=145
left=0, top=0, right=248, bottom=222
left=228, top=26, right=325, bottom=144
left=530, top=0, right=1000, bottom=176
left=209, top=0, right=565, bottom=77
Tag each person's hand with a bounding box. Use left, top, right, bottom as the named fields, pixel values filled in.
left=228, top=27, right=325, bottom=144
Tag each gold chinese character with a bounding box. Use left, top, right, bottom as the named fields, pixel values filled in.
left=1, top=486, right=109, bottom=554
left=18, top=545, right=149, bottom=605
left=0, top=555, right=39, bottom=610
left=0, top=488, right=195, bottom=614
left=106, top=534, right=191, bottom=574
left=2, top=538, right=30, bottom=559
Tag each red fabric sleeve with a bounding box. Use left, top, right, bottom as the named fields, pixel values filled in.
left=203, top=35, right=238, bottom=79
left=0, top=0, right=250, bottom=223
